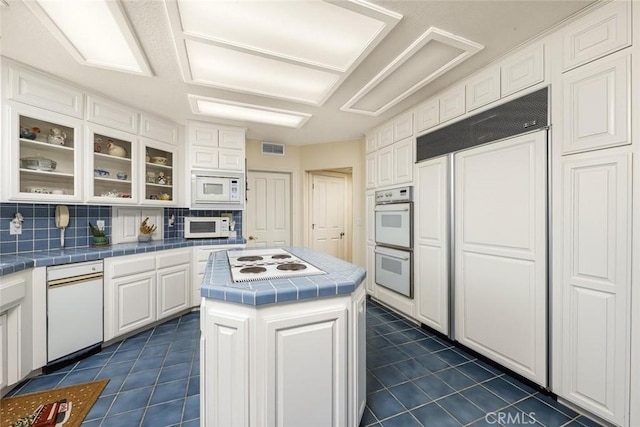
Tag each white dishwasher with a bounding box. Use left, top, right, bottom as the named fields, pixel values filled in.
left=47, top=260, right=103, bottom=363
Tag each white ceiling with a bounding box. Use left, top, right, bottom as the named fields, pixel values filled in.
left=0, top=0, right=594, bottom=146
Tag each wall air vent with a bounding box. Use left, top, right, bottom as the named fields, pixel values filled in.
left=261, top=142, right=285, bottom=156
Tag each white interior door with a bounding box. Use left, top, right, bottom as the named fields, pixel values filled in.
left=454, top=131, right=547, bottom=386
left=311, top=173, right=345, bottom=259
left=247, top=171, right=291, bottom=247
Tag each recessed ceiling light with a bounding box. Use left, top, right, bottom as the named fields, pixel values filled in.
left=24, top=0, right=152, bottom=76
left=188, top=95, right=312, bottom=128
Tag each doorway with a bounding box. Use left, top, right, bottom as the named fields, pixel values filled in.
left=308, top=170, right=352, bottom=261
left=246, top=170, right=292, bottom=247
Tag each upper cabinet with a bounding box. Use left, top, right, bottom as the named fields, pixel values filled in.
left=187, top=121, right=245, bottom=172
left=86, top=95, right=138, bottom=134
left=501, top=44, right=544, bottom=97
left=439, top=86, right=465, bottom=123
left=139, top=114, right=179, bottom=146
left=376, top=124, right=393, bottom=150
left=365, top=133, right=377, bottom=154
left=392, top=113, right=413, bottom=142
left=561, top=1, right=631, bottom=72
left=466, top=67, right=501, bottom=111
left=141, top=138, right=178, bottom=205
left=414, top=98, right=439, bottom=134
left=7, top=104, right=83, bottom=202
left=5, top=66, right=84, bottom=119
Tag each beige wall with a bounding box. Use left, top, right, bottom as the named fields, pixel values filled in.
left=245, top=138, right=366, bottom=267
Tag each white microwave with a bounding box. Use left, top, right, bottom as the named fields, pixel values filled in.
left=184, top=217, right=230, bottom=239
left=191, top=173, right=243, bottom=209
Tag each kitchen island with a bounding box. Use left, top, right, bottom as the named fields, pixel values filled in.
left=199, top=247, right=367, bottom=427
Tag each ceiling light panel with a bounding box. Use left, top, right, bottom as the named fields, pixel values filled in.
left=188, top=95, right=312, bottom=128
left=187, top=41, right=340, bottom=105
left=342, top=27, right=483, bottom=116
left=177, top=0, right=386, bottom=72
left=24, top=0, right=152, bottom=75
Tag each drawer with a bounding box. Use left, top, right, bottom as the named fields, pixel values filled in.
left=157, top=250, right=191, bottom=269
left=0, top=276, right=26, bottom=311
left=109, top=256, right=156, bottom=279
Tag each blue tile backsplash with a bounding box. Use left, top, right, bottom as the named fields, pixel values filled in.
left=0, top=202, right=243, bottom=255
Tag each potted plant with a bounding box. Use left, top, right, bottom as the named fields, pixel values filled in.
left=89, top=222, right=108, bottom=246
left=138, top=217, right=157, bottom=242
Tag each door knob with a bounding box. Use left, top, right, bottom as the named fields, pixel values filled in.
left=340, top=232, right=345, bottom=239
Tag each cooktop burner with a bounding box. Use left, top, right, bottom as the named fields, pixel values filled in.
left=226, top=248, right=326, bottom=282
left=277, top=263, right=307, bottom=271
left=237, top=256, right=263, bottom=262
left=240, top=266, right=267, bottom=274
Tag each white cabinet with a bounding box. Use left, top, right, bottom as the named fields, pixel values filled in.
left=86, top=123, right=137, bottom=204
left=141, top=138, right=178, bottom=205
left=6, top=104, right=83, bottom=202
left=393, top=113, right=413, bottom=142
left=414, top=98, right=439, bottom=134
left=375, top=138, right=414, bottom=188
left=365, top=153, right=376, bottom=189
left=376, top=124, right=393, bottom=149
left=6, top=65, right=84, bottom=119
left=187, top=121, right=245, bottom=172
left=105, top=249, right=192, bottom=340
left=192, top=245, right=245, bottom=306
left=0, top=270, right=34, bottom=389
left=156, top=249, right=191, bottom=319
left=562, top=1, right=631, bottom=72
left=466, top=67, right=501, bottom=111
left=112, top=207, right=163, bottom=244
left=139, top=114, right=179, bottom=145
left=414, top=156, right=449, bottom=335
left=365, top=133, right=377, bottom=154
left=501, top=44, right=544, bottom=97
left=349, top=286, right=367, bottom=427
left=365, top=245, right=375, bottom=296
left=562, top=52, right=630, bottom=155
left=559, top=150, right=631, bottom=426
left=366, top=191, right=375, bottom=245
left=439, top=86, right=465, bottom=123
left=86, top=95, right=138, bottom=134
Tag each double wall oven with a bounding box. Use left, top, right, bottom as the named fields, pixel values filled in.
left=374, top=186, right=413, bottom=298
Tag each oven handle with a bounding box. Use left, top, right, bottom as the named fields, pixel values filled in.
left=374, top=206, right=410, bottom=212
left=374, top=250, right=410, bottom=261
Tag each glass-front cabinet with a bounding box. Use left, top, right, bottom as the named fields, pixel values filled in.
left=141, top=138, right=177, bottom=205
left=8, top=105, right=83, bottom=202
left=85, top=124, right=138, bottom=204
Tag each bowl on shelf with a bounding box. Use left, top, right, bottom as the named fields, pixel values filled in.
left=116, top=171, right=127, bottom=180
left=159, top=193, right=171, bottom=201
left=151, top=156, right=168, bottom=165
left=101, top=190, right=121, bottom=198
left=20, top=127, right=39, bottom=140
left=20, top=156, right=57, bottom=171
left=94, top=169, right=110, bottom=177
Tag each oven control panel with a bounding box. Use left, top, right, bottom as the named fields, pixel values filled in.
left=375, top=186, right=412, bottom=204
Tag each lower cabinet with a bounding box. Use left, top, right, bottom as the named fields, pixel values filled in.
left=365, top=244, right=375, bottom=295
left=557, top=149, right=631, bottom=425
left=200, top=287, right=365, bottom=427
left=105, top=248, right=191, bottom=341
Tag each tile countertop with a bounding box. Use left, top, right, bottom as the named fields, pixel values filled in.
left=201, top=247, right=366, bottom=306
left=0, top=237, right=246, bottom=276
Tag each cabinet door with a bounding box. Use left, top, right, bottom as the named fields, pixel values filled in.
left=8, top=104, right=83, bottom=202
left=562, top=1, right=631, bottom=71
left=393, top=113, right=413, bottom=142
left=376, top=145, right=393, bottom=188
left=376, top=124, right=393, bottom=149
left=365, top=153, right=376, bottom=189
left=190, top=146, right=219, bottom=169
left=113, top=272, right=156, bottom=337
left=0, top=313, right=6, bottom=391
left=86, top=95, right=138, bottom=134
left=86, top=124, right=137, bottom=204
left=466, top=67, right=500, bottom=111
left=415, top=156, right=449, bottom=335
left=560, top=151, right=630, bottom=425
left=415, top=99, right=439, bottom=133
left=139, top=114, right=179, bottom=145
left=7, top=65, right=84, bottom=119
left=365, top=133, right=377, bottom=154
left=365, top=191, right=375, bottom=245
left=501, top=44, right=544, bottom=97
left=392, top=138, right=413, bottom=184
left=350, top=287, right=366, bottom=427
left=365, top=245, right=375, bottom=295
left=141, top=138, right=177, bottom=205
left=265, top=307, right=348, bottom=427
left=201, top=307, right=250, bottom=427
left=188, top=122, right=219, bottom=147
left=454, top=131, right=547, bottom=386
left=562, top=53, right=630, bottom=155
left=218, top=148, right=245, bottom=171
left=218, top=127, right=245, bottom=149
left=157, top=264, right=190, bottom=319
left=439, top=86, right=465, bottom=123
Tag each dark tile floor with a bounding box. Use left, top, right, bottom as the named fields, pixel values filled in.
left=5, top=300, right=602, bottom=427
